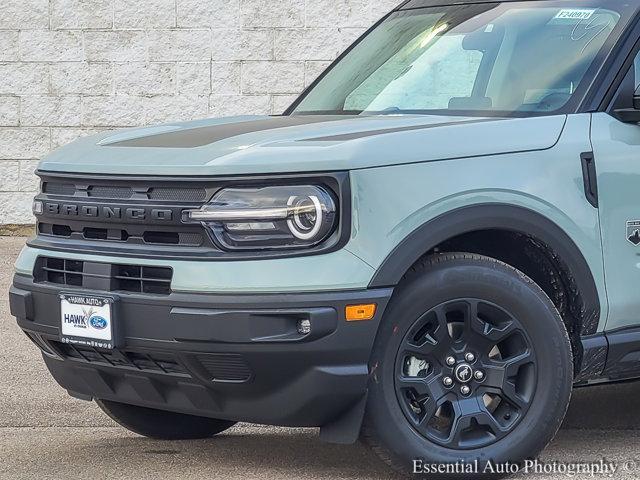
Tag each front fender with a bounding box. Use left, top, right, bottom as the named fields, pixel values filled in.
left=345, top=114, right=606, bottom=332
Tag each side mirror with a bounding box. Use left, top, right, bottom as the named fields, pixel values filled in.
left=614, top=88, right=640, bottom=123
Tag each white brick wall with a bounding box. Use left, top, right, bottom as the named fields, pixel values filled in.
left=0, top=0, right=398, bottom=225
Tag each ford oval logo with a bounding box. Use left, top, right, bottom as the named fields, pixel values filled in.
left=89, top=316, right=108, bottom=330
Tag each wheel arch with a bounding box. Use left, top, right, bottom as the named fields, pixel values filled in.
left=368, top=204, right=601, bottom=340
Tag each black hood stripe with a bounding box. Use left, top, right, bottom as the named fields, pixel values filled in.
left=104, top=116, right=505, bottom=149
left=300, top=118, right=504, bottom=142
left=104, top=116, right=352, bottom=148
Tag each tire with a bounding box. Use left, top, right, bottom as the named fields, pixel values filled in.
left=361, top=253, right=573, bottom=479
left=96, top=399, right=237, bottom=440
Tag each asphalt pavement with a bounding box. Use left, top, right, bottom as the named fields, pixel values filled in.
left=2, top=236, right=640, bottom=479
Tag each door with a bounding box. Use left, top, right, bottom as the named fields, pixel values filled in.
left=591, top=52, right=640, bottom=331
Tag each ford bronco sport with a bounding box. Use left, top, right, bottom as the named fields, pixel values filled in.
left=10, top=0, right=640, bottom=476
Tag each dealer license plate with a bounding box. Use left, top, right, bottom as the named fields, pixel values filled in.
left=60, top=294, right=114, bottom=349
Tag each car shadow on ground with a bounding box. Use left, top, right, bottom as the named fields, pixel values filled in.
left=45, top=382, right=640, bottom=480
left=48, top=428, right=398, bottom=479
left=4, top=381, right=640, bottom=480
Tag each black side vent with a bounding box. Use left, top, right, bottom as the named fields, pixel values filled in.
left=581, top=152, right=599, bottom=208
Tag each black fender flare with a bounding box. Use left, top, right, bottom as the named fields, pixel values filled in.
left=368, top=204, right=601, bottom=335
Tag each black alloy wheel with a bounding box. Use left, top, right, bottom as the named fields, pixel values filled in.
left=395, top=298, right=536, bottom=450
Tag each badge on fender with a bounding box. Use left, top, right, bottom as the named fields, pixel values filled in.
left=627, top=220, right=640, bottom=245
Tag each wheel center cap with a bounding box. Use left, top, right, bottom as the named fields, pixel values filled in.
left=454, top=363, right=473, bottom=383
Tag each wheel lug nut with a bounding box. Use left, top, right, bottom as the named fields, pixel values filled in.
left=460, top=385, right=471, bottom=396
left=445, top=356, right=456, bottom=366
left=465, top=352, right=476, bottom=363
left=443, top=377, right=453, bottom=387
left=474, top=370, right=485, bottom=381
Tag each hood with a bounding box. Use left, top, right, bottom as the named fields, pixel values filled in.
left=38, top=114, right=567, bottom=176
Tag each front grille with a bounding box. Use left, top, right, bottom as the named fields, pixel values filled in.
left=38, top=223, right=204, bottom=247
left=35, top=174, right=217, bottom=256
left=35, top=257, right=173, bottom=295
left=195, top=353, right=253, bottom=382
left=43, top=181, right=208, bottom=202
left=50, top=341, right=188, bottom=376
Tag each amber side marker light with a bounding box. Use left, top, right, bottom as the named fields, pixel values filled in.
left=345, top=304, right=377, bottom=322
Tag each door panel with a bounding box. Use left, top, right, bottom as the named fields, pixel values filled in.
left=591, top=111, right=640, bottom=331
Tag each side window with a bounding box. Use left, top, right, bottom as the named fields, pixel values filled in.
left=344, top=36, right=483, bottom=111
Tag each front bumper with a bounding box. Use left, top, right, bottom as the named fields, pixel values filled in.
left=10, top=274, right=392, bottom=429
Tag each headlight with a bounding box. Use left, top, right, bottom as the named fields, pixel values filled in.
left=184, top=185, right=338, bottom=250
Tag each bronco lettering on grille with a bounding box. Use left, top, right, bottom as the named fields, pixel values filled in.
left=43, top=202, right=174, bottom=222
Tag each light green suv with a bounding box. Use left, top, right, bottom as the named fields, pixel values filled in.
left=11, top=0, right=640, bottom=476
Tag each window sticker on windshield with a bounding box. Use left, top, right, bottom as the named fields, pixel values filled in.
left=554, top=9, right=595, bottom=21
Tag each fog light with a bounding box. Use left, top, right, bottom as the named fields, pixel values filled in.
left=297, top=319, right=311, bottom=335
left=32, top=200, right=43, bottom=215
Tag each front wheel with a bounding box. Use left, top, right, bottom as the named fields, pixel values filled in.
left=96, top=399, right=237, bottom=440
left=362, top=253, right=573, bottom=478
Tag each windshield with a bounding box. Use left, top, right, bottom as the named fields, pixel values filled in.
left=291, top=1, right=635, bottom=117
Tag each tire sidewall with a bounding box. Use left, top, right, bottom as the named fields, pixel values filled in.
left=364, top=255, right=573, bottom=473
